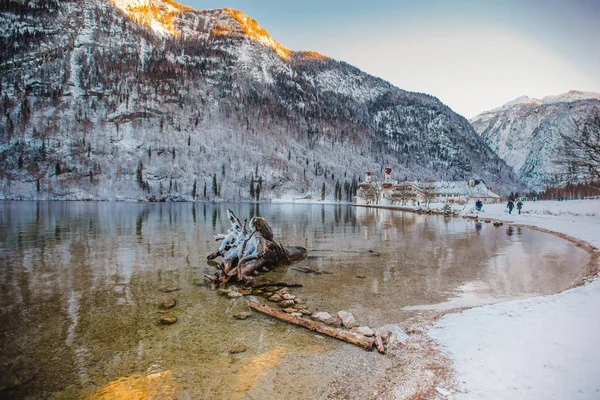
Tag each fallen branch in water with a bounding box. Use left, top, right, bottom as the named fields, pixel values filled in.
left=248, top=301, right=375, bottom=351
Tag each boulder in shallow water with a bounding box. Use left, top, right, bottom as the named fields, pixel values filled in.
left=312, top=311, right=333, bottom=322
left=337, top=311, right=358, bottom=328
left=377, top=324, right=410, bottom=347
left=352, top=326, right=375, bottom=337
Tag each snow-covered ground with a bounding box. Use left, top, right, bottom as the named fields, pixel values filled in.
left=427, top=199, right=600, bottom=399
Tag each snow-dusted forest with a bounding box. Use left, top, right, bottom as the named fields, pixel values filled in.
left=0, top=0, right=521, bottom=201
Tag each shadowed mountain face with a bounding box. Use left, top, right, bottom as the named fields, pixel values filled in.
left=471, top=91, right=600, bottom=192
left=0, top=0, right=520, bottom=201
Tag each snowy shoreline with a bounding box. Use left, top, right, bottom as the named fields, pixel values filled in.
left=417, top=200, right=600, bottom=399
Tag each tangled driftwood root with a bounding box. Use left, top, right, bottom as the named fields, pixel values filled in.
left=205, top=210, right=307, bottom=285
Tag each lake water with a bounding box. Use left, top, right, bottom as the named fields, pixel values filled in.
left=0, top=201, right=589, bottom=399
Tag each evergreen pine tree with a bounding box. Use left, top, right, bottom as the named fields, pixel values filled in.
left=203, top=182, right=207, bottom=199
left=250, top=180, right=255, bottom=200
left=212, top=174, right=217, bottom=196
left=192, top=179, right=197, bottom=199
left=321, top=182, right=326, bottom=201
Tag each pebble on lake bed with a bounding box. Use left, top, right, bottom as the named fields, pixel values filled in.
left=161, top=299, right=177, bottom=309
left=159, top=315, right=177, bottom=325
left=159, top=286, right=180, bottom=293
left=269, top=294, right=283, bottom=302
left=227, top=292, right=244, bottom=299
left=230, top=344, right=247, bottom=354
left=233, top=312, right=250, bottom=320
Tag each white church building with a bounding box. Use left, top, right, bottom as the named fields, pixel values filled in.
left=355, top=168, right=501, bottom=206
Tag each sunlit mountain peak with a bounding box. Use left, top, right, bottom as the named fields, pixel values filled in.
left=109, top=0, right=193, bottom=37
left=218, top=8, right=291, bottom=59
left=109, top=0, right=328, bottom=60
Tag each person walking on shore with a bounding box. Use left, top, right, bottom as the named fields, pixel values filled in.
left=507, top=199, right=514, bottom=214
left=516, top=199, right=523, bottom=214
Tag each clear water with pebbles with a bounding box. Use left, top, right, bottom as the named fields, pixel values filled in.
left=0, top=201, right=589, bottom=399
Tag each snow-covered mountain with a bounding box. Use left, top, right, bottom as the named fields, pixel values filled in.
left=471, top=91, right=600, bottom=192
left=0, top=0, right=520, bottom=201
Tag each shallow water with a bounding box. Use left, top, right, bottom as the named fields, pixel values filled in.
left=0, top=201, right=589, bottom=399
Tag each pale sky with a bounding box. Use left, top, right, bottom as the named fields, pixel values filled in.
left=179, top=0, right=600, bottom=118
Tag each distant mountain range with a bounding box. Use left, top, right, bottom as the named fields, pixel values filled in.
left=471, top=90, right=600, bottom=192
left=0, top=0, right=520, bottom=201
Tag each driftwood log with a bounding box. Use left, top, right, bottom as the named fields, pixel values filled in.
left=206, top=210, right=307, bottom=285
left=248, top=301, right=376, bottom=351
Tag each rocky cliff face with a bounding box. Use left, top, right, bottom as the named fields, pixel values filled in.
left=471, top=91, right=600, bottom=192
left=0, top=0, right=519, bottom=201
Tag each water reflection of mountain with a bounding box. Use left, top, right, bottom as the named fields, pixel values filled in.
left=0, top=202, right=588, bottom=398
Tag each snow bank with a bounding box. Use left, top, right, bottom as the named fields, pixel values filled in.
left=426, top=199, right=600, bottom=399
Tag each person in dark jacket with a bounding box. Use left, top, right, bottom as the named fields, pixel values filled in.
left=507, top=199, right=514, bottom=214
left=516, top=199, right=523, bottom=214
left=475, top=199, right=483, bottom=211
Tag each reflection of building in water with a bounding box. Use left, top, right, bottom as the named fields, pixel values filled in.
left=355, top=169, right=501, bottom=206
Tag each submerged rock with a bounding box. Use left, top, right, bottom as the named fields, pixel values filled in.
left=161, top=299, right=177, bottom=309
left=233, top=312, right=250, bottom=320
left=229, top=344, right=247, bottom=354
left=269, top=294, right=283, bottom=302
left=338, top=311, right=358, bottom=328
left=281, top=293, right=296, bottom=300
left=159, top=315, right=177, bottom=325
left=159, top=286, right=180, bottom=293
left=227, top=291, right=244, bottom=299
left=238, top=288, right=252, bottom=295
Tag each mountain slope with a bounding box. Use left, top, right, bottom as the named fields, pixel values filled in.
left=471, top=91, right=600, bottom=191
left=0, top=0, right=520, bottom=201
